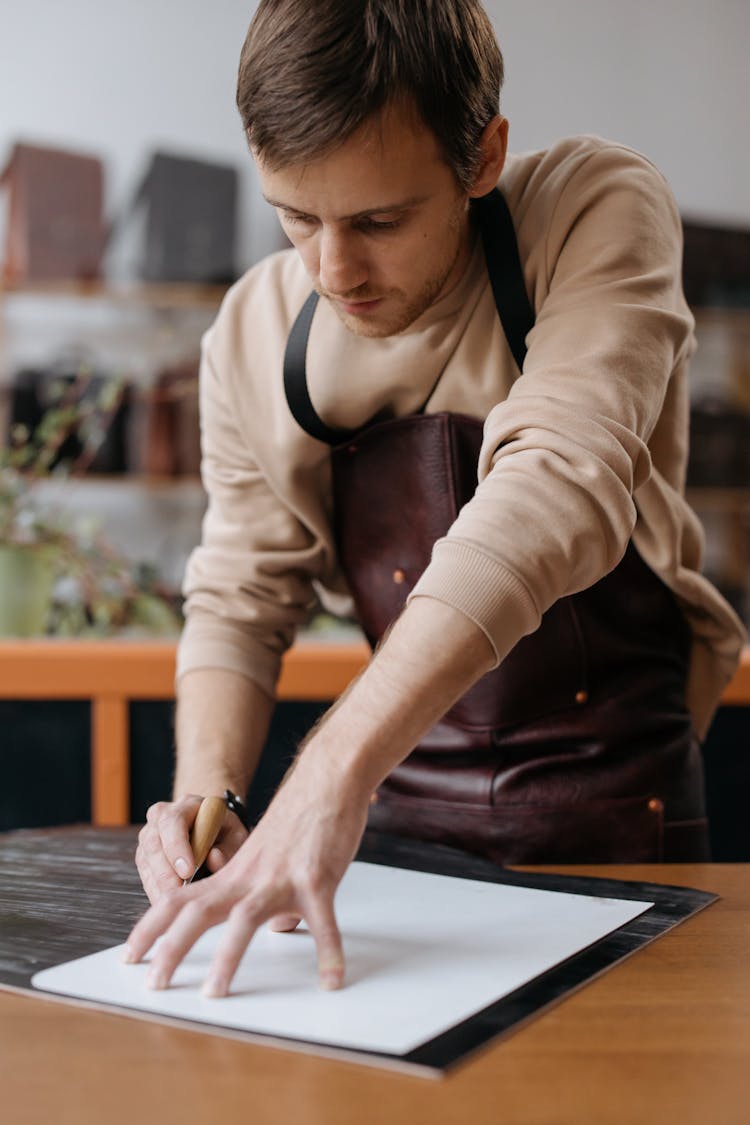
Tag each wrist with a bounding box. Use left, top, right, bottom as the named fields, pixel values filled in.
left=223, top=789, right=250, bottom=830
left=173, top=763, right=252, bottom=803
left=297, top=700, right=396, bottom=806
left=296, top=599, right=495, bottom=799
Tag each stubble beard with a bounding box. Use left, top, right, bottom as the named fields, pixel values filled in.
left=319, top=212, right=469, bottom=339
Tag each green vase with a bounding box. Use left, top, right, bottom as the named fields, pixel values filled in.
left=0, top=545, right=58, bottom=637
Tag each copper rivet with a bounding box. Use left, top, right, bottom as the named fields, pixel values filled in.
left=369, top=792, right=379, bottom=805
left=648, top=798, right=663, bottom=813
left=393, top=568, right=406, bottom=584
left=575, top=690, right=588, bottom=705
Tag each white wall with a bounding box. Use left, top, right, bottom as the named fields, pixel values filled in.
left=1, top=0, right=748, bottom=277
left=488, top=0, right=749, bottom=226
left=0, top=0, right=275, bottom=272
left=1, top=1, right=745, bottom=591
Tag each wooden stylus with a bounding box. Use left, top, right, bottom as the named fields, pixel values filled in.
left=184, top=796, right=227, bottom=885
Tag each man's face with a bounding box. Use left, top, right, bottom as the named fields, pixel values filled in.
left=256, top=103, right=473, bottom=337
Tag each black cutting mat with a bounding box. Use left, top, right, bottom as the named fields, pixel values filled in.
left=0, top=826, right=716, bottom=1073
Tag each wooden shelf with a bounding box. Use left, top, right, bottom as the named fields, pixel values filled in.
left=0, top=636, right=370, bottom=701
left=0, top=278, right=229, bottom=309
left=692, top=305, right=750, bottom=325
left=687, top=487, right=750, bottom=512
left=30, top=473, right=204, bottom=491
left=720, top=645, right=750, bottom=704
left=29, top=478, right=750, bottom=503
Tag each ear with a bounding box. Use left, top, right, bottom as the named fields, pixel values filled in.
left=468, top=115, right=509, bottom=199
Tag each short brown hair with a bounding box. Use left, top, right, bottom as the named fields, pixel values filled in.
left=236, top=0, right=504, bottom=190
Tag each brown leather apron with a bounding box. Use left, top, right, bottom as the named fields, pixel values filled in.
left=283, top=190, right=709, bottom=864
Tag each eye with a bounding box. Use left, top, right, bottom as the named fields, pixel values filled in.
left=358, top=216, right=402, bottom=233
left=281, top=211, right=317, bottom=227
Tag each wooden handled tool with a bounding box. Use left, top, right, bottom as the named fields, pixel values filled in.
left=185, top=796, right=227, bottom=884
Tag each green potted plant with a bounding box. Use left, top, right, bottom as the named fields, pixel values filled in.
left=0, top=370, right=182, bottom=637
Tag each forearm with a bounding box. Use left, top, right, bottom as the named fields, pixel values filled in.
left=173, top=667, right=274, bottom=799
left=131, top=600, right=496, bottom=992
left=299, top=597, right=495, bottom=800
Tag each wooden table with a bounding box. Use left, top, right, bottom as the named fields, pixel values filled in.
left=0, top=639, right=748, bottom=828
left=0, top=826, right=748, bottom=1125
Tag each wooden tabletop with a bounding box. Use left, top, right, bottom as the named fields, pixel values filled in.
left=0, top=827, right=748, bottom=1125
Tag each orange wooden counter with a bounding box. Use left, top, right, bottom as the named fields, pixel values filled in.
left=0, top=636, right=368, bottom=826
left=0, top=638, right=747, bottom=826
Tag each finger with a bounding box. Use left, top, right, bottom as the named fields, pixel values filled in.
left=267, top=913, right=302, bottom=933
left=160, top=795, right=203, bottom=879
left=206, top=845, right=229, bottom=873
left=205, top=820, right=248, bottom=874
left=137, top=826, right=185, bottom=899
left=203, top=895, right=272, bottom=998
left=140, top=868, right=159, bottom=906
left=135, top=846, right=160, bottom=905
left=304, top=895, right=345, bottom=990
left=123, top=888, right=188, bottom=964
left=143, top=891, right=231, bottom=991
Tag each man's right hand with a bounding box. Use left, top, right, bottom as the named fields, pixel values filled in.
left=135, top=795, right=249, bottom=904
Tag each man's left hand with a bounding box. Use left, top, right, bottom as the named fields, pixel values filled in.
left=123, top=746, right=370, bottom=995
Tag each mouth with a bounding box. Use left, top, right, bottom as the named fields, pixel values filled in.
left=335, top=297, right=384, bottom=316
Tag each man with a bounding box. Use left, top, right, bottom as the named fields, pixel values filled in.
left=127, top=0, right=744, bottom=996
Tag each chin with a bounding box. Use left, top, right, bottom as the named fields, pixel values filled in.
left=339, top=317, right=400, bottom=339
left=331, top=299, right=424, bottom=339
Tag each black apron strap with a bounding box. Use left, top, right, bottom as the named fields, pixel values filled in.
left=283, top=188, right=535, bottom=445
left=282, top=290, right=354, bottom=445
left=473, top=189, right=535, bottom=373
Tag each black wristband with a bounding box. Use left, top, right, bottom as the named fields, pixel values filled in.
left=223, top=789, right=249, bottom=830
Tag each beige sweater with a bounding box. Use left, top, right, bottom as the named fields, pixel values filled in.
left=178, top=135, right=745, bottom=740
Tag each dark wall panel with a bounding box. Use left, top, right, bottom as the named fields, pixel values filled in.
left=128, top=699, right=329, bottom=825
left=0, top=701, right=91, bottom=829
left=702, top=706, right=750, bottom=861
left=1, top=698, right=748, bottom=862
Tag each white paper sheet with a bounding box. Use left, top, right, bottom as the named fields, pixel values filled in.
left=33, top=861, right=652, bottom=1056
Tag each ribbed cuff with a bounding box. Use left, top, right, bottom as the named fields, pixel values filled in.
left=176, top=611, right=281, bottom=699
left=406, top=539, right=541, bottom=666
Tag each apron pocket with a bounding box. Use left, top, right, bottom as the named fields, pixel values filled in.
left=367, top=790, right=665, bottom=865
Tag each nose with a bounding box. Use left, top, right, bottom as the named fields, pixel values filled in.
left=317, top=227, right=368, bottom=296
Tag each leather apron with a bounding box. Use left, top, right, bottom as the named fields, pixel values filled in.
left=283, top=189, right=709, bottom=864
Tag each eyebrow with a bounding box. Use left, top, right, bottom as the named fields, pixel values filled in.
left=262, top=194, right=429, bottom=220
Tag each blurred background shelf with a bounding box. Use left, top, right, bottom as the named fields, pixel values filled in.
left=687, top=486, right=750, bottom=510
left=0, top=279, right=229, bottom=308
left=0, top=278, right=220, bottom=596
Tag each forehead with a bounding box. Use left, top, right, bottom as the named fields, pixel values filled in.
left=255, top=102, right=454, bottom=216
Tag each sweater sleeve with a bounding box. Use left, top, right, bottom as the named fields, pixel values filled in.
left=176, top=333, right=321, bottom=696
left=408, top=144, right=695, bottom=664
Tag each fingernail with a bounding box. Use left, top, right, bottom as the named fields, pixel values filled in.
left=202, top=975, right=226, bottom=998
left=120, top=944, right=137, bottom=964
left=174, top=858, right=190, bottom=878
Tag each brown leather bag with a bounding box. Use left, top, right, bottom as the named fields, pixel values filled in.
left=128, top=361, right=201, bottom=477
left=1, top=142, right=105, bottom=283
